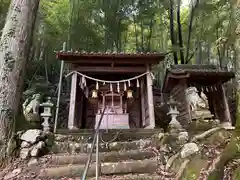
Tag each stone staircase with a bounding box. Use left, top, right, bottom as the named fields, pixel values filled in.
left=37, top=129, right=164, bottom=179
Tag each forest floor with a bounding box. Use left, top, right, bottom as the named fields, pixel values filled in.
left=1, top=153, right=240, bottom=180
left=1, top=128, right=240, bottom=180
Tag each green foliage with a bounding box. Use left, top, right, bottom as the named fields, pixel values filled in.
left=1, top=0, right=235, bottom=99
left=0, top=0, right=10, bottom=35
left=184, top=169, right=197, bottom=180
left=233, top=166, right=240, bottom=180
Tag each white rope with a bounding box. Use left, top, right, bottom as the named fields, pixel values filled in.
left=65, top=70, right=154, bottom=83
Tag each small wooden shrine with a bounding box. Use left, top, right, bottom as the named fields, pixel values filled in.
left=56, top=52, right=165, bottom=130
left=162, top=65, right=235, bottom=127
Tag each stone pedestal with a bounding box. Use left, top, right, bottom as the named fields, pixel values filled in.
left=220, top=122, right=235, bottom=130
left=192, top=110, right=214, bottom=120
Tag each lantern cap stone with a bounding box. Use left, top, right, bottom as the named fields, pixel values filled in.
left=40, top=97, right=53, bottom=107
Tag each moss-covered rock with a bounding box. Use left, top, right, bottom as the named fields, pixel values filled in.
left=233, top=166, right=240, bottom=179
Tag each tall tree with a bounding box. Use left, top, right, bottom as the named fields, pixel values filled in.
left=185, top=0, right=200, bottom=64
left=208, top=0, right=240, bottom=179
left=177, top=0, right=185, bottom=64
left=169, top=0, right=178, bottom=64
left=0, top=0, right=40, bottom=160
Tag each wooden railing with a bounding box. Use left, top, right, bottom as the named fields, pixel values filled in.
left=81, top=106, right=107, bottom=180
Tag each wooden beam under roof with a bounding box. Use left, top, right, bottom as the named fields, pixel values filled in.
left=74, top=66, right=146, bottom=73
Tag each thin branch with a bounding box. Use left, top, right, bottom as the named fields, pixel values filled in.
left=147, top=12, right=155, bottom=52
left=185, top=45, right=198, bottom=64
left=185, top=0, right=200, bottom=63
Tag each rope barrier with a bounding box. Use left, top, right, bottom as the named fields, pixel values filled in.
left=65, top=70, right=155, bottom=83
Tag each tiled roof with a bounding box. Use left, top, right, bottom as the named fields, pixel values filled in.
left=171, top=64, right=218, bottom=69
left=169, top=64, right=234, bottom=76
left=162, top=64, right=235, bottom=93
left=56, top=51, right=166, bottom=65
left=56, top=51, right=166, bottom=59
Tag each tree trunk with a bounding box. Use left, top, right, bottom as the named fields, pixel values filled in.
left=207, top=1, right=240, bottom=179
left=216, top=13, right=223, bottom=68
left=133, top=15, right=139, bottom=52
left=177, top=0, right=184, bottom=64
left=0, top=0, right=39, bottom=160
left=196, top=39, right=202, bottom=64
left=232, top=1, right=240, bottom=126
left=140, top=19, right=144, bottom=52
left=185, top=0, right=200, bottom=63
left=207, top=42, right=211, bottom=63
left=169, top=0, right=178, bottom=64
left=147, top=13, right=154, bottom=52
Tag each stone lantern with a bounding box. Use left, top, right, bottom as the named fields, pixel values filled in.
left=167, top=97, right=182, bottom=130
left=40, top=97, right=54, bottom=132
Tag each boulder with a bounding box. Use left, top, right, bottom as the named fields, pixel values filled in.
left=4, top=168, right=21, bottom=180
left=16, top=131, right=24, bottom=138
left=20, top=129, right=42, bottom=144
left=45, top=133, right=54, bottom=147
left=158, top=133, right=165, bottom=140
left=30, top=141, right=45, bottom=157
left=30, top=147, right=39, bottom=157
left=180, top=143, right=199, bottom=158
left=20, top=148, right=30, bottom=159
left=35, top=141, right=45, bottom=149
left=21, top=141, right=31, bottom=148
left=28, top=158, right=38, bottom=167
left=178, top=131, right=189, bottom=145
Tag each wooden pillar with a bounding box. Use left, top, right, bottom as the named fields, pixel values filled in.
left=140, top=78, right=146, bottom=127
left=220, top=85, right=233, bottom=128
left=102, top=93, right=105, bottom=112
left=68, top=73, right=78, bottom=129
left=77, top=90, right=84, bottom=128
left=145, top=64, right=155, bottom=129
left=120, top=94, right=123, bottom=113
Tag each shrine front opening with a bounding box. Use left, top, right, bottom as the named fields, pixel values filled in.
left=56, top=52, right=165, bottom=130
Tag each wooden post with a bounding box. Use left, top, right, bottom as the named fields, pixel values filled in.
left=145, top=64, right=155, bottom=129
left=140, top=78, right=146, bottom=127
left=68, top=72, right=78, bottom=129
left=102, top=93, right=105, bottom=112
left=77, top=89, right=84, bottom=128
left=54, top=42, right=66, bottom=133
left=120, top=94, right=123, bottom=113
left=221, top=85, right=233, bottom=128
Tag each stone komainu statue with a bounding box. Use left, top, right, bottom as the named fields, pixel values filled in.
left=23, top=94, right=41, bottom=123
left=185, top=87, right=209, bottom=111
left=185, top=87, right=213, bottom=120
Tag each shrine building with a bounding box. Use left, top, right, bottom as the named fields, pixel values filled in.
left=56, top=52, right=166, bottom=130
left=162, top=64, right=235, bottom=128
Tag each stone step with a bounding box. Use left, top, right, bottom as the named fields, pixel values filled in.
left=39, top=159, right=158, bottom=178
left=49, top=150, right=156, bottom=166
left=55, top=128, right=163, bottom=142
left=38, top=174, right=162, bottom=180
left=56, top=128, right=163, bottom=135
left=52, top=139, right=152, bottom=154
left=88, top=174, right=161, bottom=180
